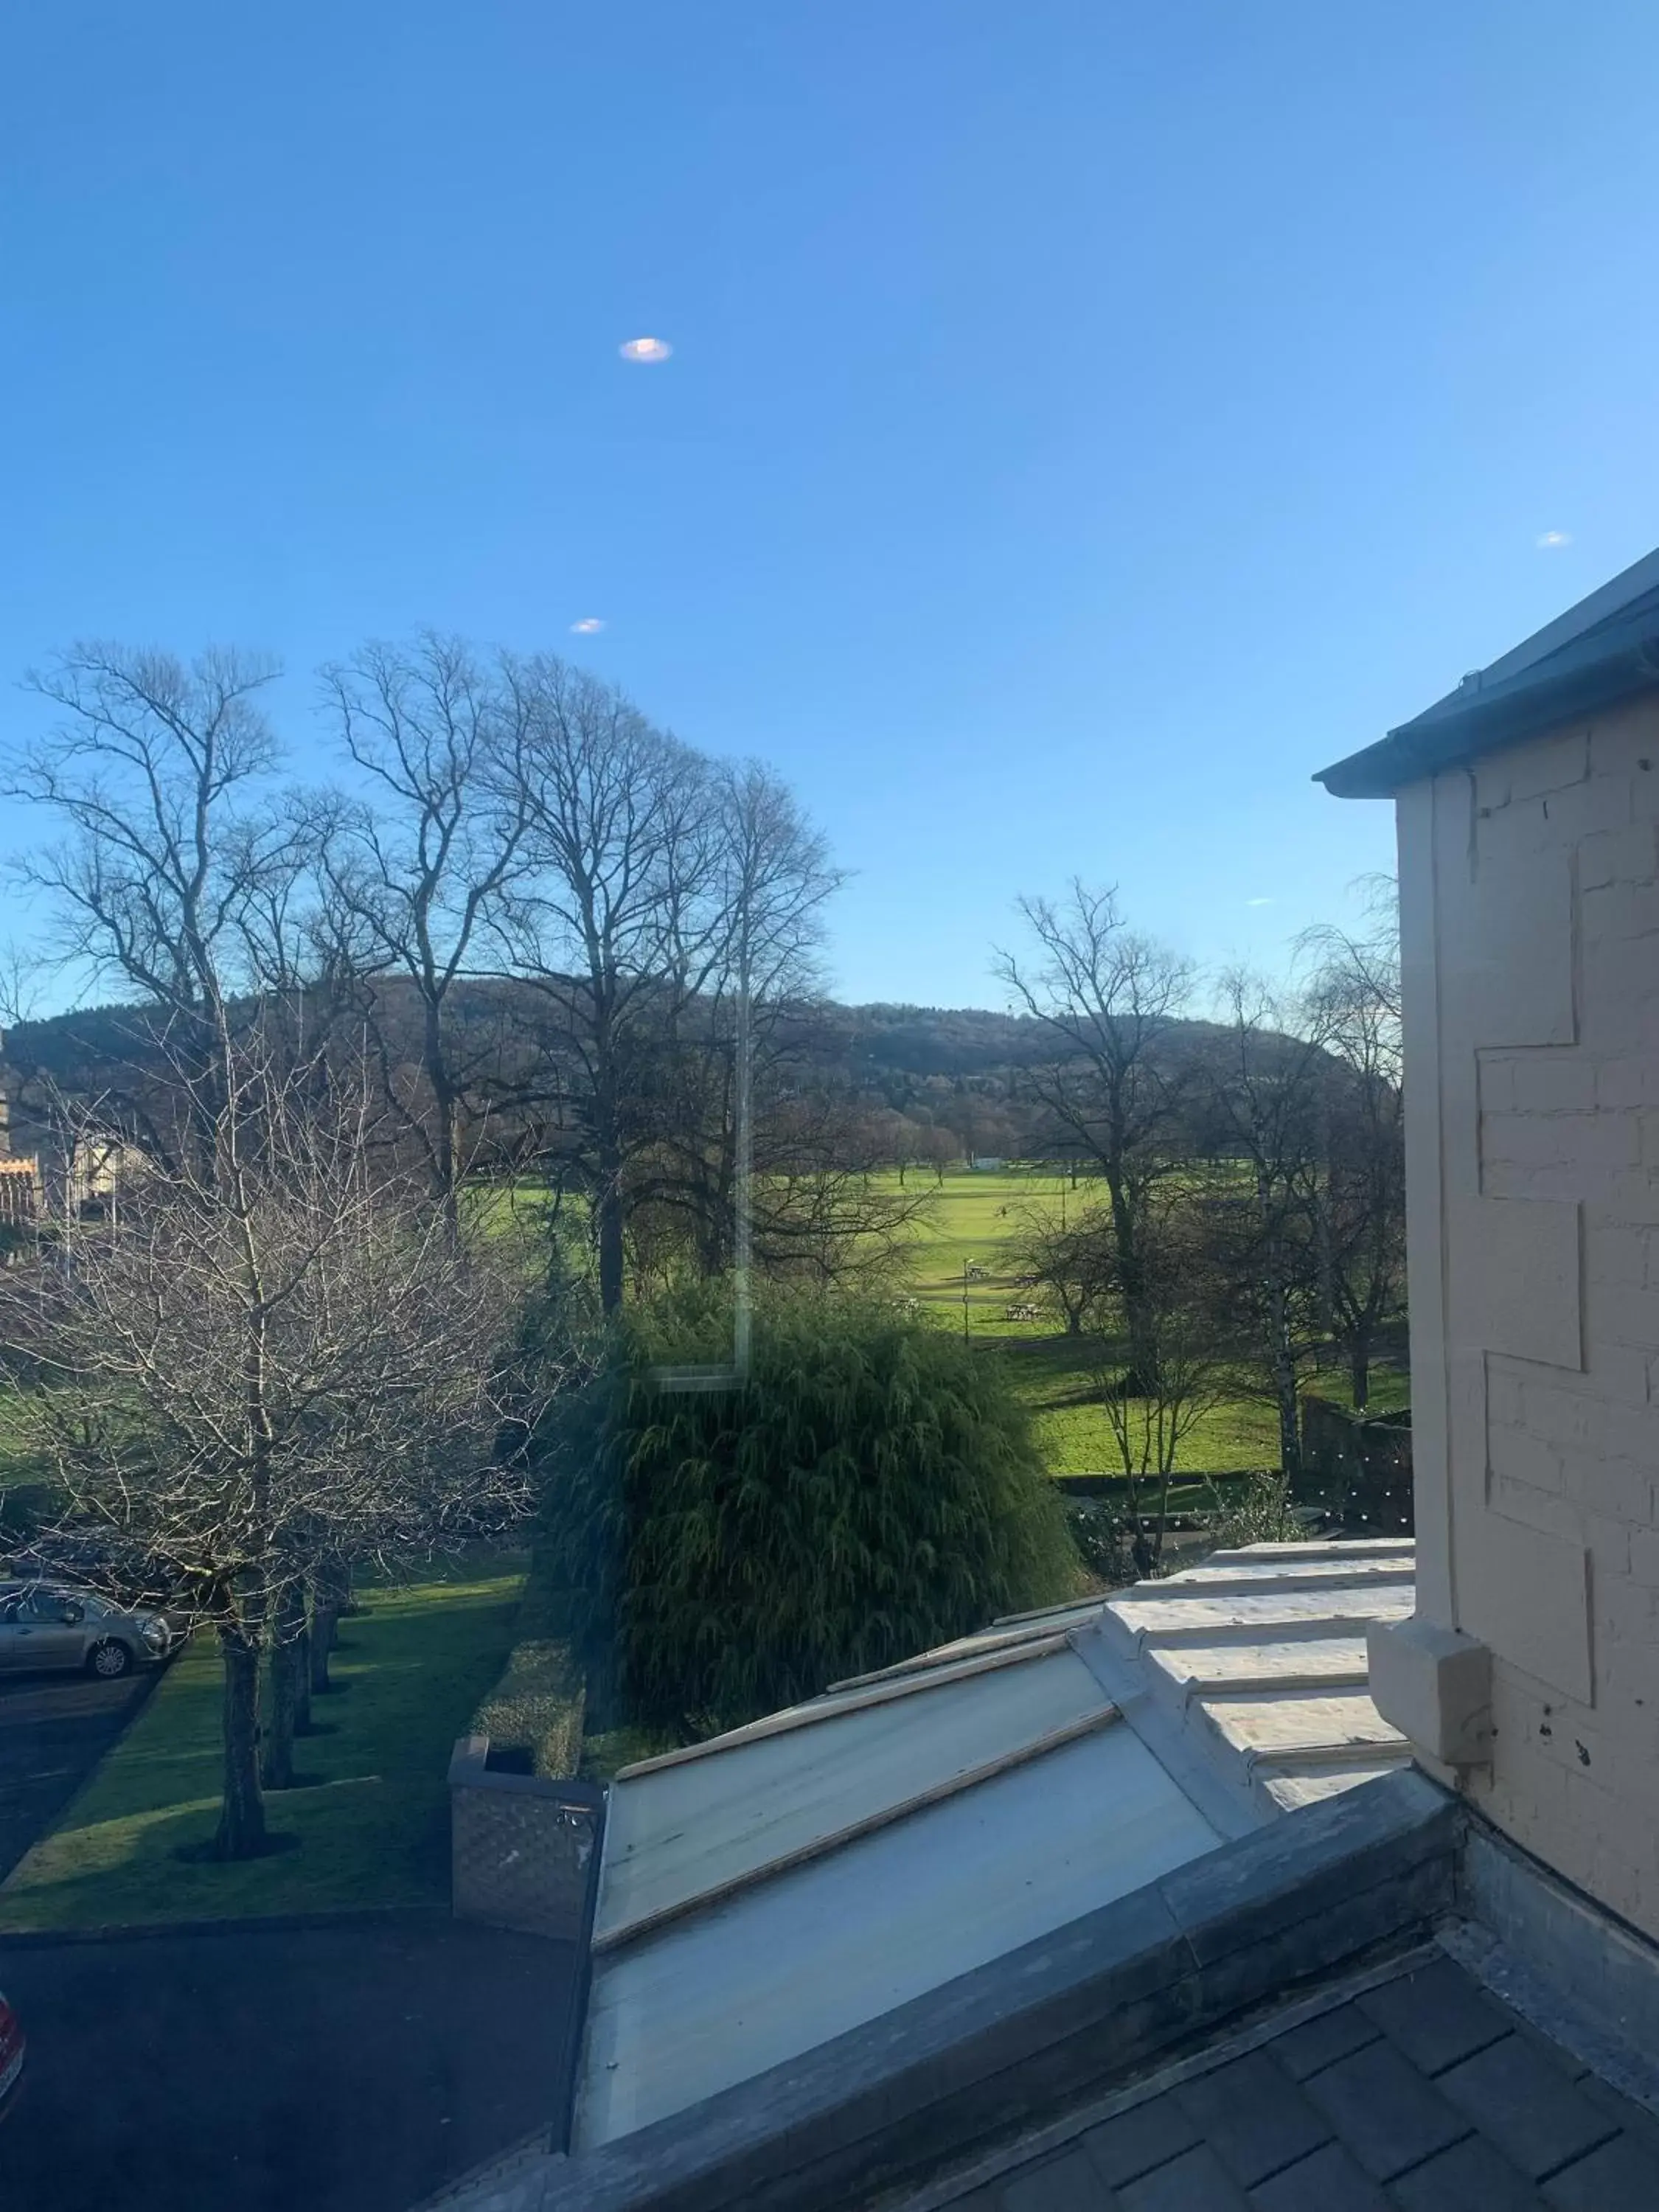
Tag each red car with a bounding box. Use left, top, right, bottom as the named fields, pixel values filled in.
left=0, top=1990, right=24, bottom=2117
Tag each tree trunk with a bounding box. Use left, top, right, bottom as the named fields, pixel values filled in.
left=425, top=996, right=460, bottom=1244
left=215, top=1624, right=268, bottom=1860
left=261, top=1582, right=307, bottom=1787
left=1104, top=1166, right=1157, bottom=1398
left=308, top=1559, right=345, bottom=1691
left=1350, top=1326, right=1371, bottom=1413
left=293, top=1620, right=313, bottom=1734
left=309, top=1603, right=336, bottom=1694
left=597, top=1158, right=625, bottom=1314
left=335, top=1556, right=366, bottom=1618
left=289, top=1565, right=313, bottom=1735
left=1270, top=1282, right=1302, bottom=1489
left=261, top=1646, right=296, bottom=1790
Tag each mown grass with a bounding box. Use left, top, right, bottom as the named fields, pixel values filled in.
left=0, top=1554, right=524, bottom=1932
left=870, top=1167, right=1405, bottom=1478
left=1302, top=1364, right=1412, bottom=1419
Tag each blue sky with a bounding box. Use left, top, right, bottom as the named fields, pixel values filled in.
left=4, top=1, right=1658, bottom=1011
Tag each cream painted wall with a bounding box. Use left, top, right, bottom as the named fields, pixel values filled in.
left=1399, top=691, right=1659, bottom=1935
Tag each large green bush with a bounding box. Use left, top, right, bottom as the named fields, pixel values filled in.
left=538, top=1291, right=1078, bottom=1736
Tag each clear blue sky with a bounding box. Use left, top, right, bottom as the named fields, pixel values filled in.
left=4, top=1, right=1657, bottom=1010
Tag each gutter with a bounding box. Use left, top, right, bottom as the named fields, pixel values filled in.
left=1316, top=619, right=1659, bottom=799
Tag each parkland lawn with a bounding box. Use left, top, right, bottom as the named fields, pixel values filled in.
left=0, top=1555, right=524, bottom=1933
left=876, top=1167, right=1405, bottom=1480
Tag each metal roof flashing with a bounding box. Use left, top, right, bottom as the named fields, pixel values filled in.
left=1317, top=546, right=1659, bottom=799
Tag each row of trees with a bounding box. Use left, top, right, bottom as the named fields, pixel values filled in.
left=1, top=1039, right=533, bottom=1856
left=2, top=639, right=926, bottom=1309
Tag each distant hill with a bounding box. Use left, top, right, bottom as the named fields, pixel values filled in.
left=0, top=988, right=1308, bottom=1168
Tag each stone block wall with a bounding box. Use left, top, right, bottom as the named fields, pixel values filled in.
left=448, top=1733, right=604, bottom=1943
left=1397, top=692, right=1659, bottom=1935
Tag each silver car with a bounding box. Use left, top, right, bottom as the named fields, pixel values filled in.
left=0, top=1582, right=173, bottom=1679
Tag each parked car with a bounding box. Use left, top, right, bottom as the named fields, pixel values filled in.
left=0, top=1989, right=23, bottom=2118
left=0, top=1582, right=173, bottom=1678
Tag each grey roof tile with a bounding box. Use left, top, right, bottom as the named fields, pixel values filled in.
left=1079, top=2095, right=1199, bottom=2188
left=1388, top=2134, right=1548, bottom=2210
left=1355, top=1956, right=1512, bottom=2076
left=1298, top=2038, right=1467, bottom=2182
left=1116, top=2143, right=1251, bottom=2211
left=999, top=2147, right=1113, bottom=2212
left=1270, top=2003, right=1383, bottom=2082
left=1541, top=2129, right=1659, bottom=2210
left=906, top=1947, right=1657, bottom=2212
left=1435, top=2035, right=1617, bottom=2181
left=1173, top=2051, right=1331, bottom=2188
left=1245, top=2139, right=1389, bottom=2210
left=1577, top=2072, right=1659, bottom=2160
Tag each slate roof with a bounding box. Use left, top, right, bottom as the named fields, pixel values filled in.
left=576, top=1543, right=1416, bottom=2150
left=1315, top=543, right=1659, bottom=797
left=903, top=1942, right=1659, bottom=2211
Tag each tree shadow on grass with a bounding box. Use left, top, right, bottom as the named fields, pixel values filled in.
left=173, top=1830, right=302, bottom=1865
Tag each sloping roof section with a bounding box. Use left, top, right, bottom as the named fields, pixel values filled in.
left=1316, top=543, right=1659, bottom=797
left=575, top=1540, right=1416, bottom=2152
left=902, top=1939, right=1659, bottom=2211
left=1082, top=1537, right=1415, bottom=1821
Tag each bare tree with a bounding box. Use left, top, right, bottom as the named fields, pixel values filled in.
left=3, top=644, right=316, bottom=1178
left=1192, top=971, right=1335, bottom=1484
left=317, top=636, right=534, bottom=1234
left=1299, top=887, right=1405, bottom=1410
left=0, top=1046, right=540, bottom=1859
left=917, top=1124, right=960, bottom=1186
left=639, top=759, right=850, bottom=1275
left=1008, top=1201, right=1115, bottom=1336
left=1091, top=1192, right=1232, bottom=1576
left=493, top=658, right=720, bottom=1312
left=994, top=883, right=1194, bottom=1390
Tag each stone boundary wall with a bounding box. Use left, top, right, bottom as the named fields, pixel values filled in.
left=448, top=1733, right=604, bottom=1944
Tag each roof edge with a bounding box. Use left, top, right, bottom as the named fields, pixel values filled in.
left=529, top=1770, right=1457, bottom=2212
left=1318, top=616, right=1659, bottom=799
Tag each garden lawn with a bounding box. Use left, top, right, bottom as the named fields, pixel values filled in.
left=1302, top=1366, right=1412, bottom=1419
left=0, top=1555, right=524, bottom=1933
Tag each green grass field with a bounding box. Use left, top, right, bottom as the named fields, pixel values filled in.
left=0, top=1554, right=525, bottom=1933
left=876, top=1167, right=1402, bottom=1478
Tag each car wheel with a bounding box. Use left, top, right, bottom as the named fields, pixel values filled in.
left=87, top=1640, right=133, bottom=1680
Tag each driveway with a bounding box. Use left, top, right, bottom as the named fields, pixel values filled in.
left=0, top=1666, right=158, bottom=1882
left=0, top=1915, right=576, bottom=2212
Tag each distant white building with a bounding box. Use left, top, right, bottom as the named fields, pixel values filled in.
left=969, top=1155, right=1004, bottom=1172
